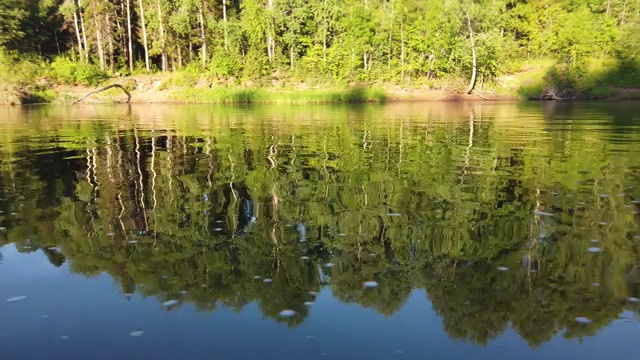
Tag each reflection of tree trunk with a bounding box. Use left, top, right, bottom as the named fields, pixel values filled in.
left=376, top=216, right=397, bottom=265
left=460, top=108, right=474, bottom=185
left=465, top=11, right=477, bottom=95
left=397, top=120, right=404, bottom=173
left=167, top=136, right=173, bottom=202
left=376, top=216, right=386, bottom=244
left=134, top=128, right=149, bottom=230
left=85, top=147, right=92, bottom=187
left=271, top=222, right=281, bottom=271
left=267, top=144, right=277, bottom=169
left=116, top=129, right=127, bottom=234
left=91, top=143, right=99, bottom=191
left=206, top=137, right=213, bottom=187
left=151, top=135, right=157, bottom=211
left=271, top=184, right=279, bottom=214
left=106, top=135, right=114, bottom=183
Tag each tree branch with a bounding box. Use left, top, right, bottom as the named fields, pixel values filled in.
left=73, top=84, right=131, bottom=104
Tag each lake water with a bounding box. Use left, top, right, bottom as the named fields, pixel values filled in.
left=1, top=102, right=640, bottom=359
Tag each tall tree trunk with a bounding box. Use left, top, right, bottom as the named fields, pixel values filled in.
left=290, top=46, right=294, bottom=71
left=400, top=19, right=405, bottom=82
left=157, top=0, right=167, bottom=72
left=323, top=0, right=327, bottom=63
left=621, top=0, right=629, bottom=24
left=126, top=0, right=134, bottom=73
left=223, top=0, right=229, bottom=51
left=94, top=13, right=106, bottom=71
left=107, top=14, right=115, bottom=74
left=138, top=0, right=150, bottom=72
left=77, top=0, right=89, bottom=62
left=267, top=0, right=275, bottom=62
left=198, top=1, right=207, bottom=67
left=115, top=6, right=125, bottom=61
left=465, top=11, right=477, bottom=95
left=54, top=31, right=61, bottom=55
left=388, top=2, right=394, bottom=72
left=72, top=5, right=84, bottom=61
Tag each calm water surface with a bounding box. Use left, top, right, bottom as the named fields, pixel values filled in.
left=1, top=102, right=640, bottom=359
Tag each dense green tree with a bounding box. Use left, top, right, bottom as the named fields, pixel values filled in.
left=1, top=0, right=639, bottom=89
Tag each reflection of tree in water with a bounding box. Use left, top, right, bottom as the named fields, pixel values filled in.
left=0, top=104, right=639, bottom=345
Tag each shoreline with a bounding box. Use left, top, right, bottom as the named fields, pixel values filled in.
left=2, top=77, right=640, bottom=105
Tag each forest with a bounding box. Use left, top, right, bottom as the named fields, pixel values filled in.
left=1, top=103, right=639, bottom=346
left=1, top=0, right=640, bottom=99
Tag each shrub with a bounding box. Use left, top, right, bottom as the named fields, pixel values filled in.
left=0, top=47, right=44, bottom=86
left=209, top=51, right=242, bottom=77
left=74, top=62, right=109, bottom=86
left=49, top=57, right=108, bottom=86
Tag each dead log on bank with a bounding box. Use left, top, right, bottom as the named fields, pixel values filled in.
left=73, top=84, right=131, bottom=104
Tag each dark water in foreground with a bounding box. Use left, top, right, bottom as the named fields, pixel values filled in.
left=1, top=102, right=640, bottom=359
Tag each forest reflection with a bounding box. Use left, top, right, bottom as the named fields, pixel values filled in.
left=1, top=103, right=640, bottom=347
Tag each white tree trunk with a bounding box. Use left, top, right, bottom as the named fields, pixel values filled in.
left=388, top=2, right=394, bottom=71
left=199, top=2, right=207, bottom=67
left=400, top=20, right=405, bottom=82
left=323, top=0, right=328, bottom=63
left=138, top=0, right=150, bottom=72
left=290, top=46, right=294, bottom=71
left=126, top=0, right=134, bottom=73
left=106, top=14, right=115, bottom=73
left=77, top=0, right=89, bottom=62
left=94, top=13, right=105, bottom=71
left=72, top=7, right=84, bottom=61
left=157, top=0, right=167, bottom=72
left=267, top=0, right=275, bottom=62
left=223, top=0, right=229, bottom=51
left=465, top=11, right=477, bottom=95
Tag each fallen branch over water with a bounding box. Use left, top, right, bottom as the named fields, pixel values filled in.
left=73, top=84, right=131, bottom=104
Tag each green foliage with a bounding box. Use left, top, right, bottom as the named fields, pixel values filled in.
left=0, top=0, right=27, bottom=49
left=164, top=63, right=201, bottom=88
left=2, top=0, right=640, bottom=96
left=0, top=48, right=45, bottom=86
left=208, top=51, right=243, bottom=78
left=49, top=57, right=109, bottom=87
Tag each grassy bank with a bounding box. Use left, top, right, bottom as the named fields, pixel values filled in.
left=502, top=58, right=640, bottom=101
left=170, top=87, right=387, bottom=104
